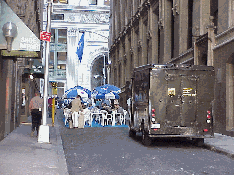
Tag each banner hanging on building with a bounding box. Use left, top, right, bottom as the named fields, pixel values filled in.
left=76, top=32, right=85, bottom=63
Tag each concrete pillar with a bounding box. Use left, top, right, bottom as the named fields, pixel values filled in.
left=151, top=4, right=159, bottom=64
left=54, top=29, right=58, bottom=76
left=66, top=28, right=78, bottom=90
left=0, top=56, right=6, bottom=141
left=194, top=39, right=199, bottom=65
left=200, top=0, right=210, bottom=35
left=163, top=0, right=172, bottom=62
left=179, top=0, right=189, bottom=54
left=142, top=16, right=148, bottom=66
left=207, top=16, right=215, bottom=66
left=132, top=27, right=138, bottom=68
left=3, top=59, right=14, bottom=136
left=226, top=63, right=234, bottom=130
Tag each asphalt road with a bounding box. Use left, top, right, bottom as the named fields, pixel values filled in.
left=57, top=109, right=234, bottom=175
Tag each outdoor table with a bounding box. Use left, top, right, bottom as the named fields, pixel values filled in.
left=90, top=112, right=104, bottom=127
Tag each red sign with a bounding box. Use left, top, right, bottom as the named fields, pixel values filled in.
left=40, top=31, right=51, bottom=42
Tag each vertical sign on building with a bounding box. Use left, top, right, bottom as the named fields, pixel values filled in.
left=40, top=78, right=44, bottom=97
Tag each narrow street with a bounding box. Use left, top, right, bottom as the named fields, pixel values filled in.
left=57, top=109, right=234, bottom=175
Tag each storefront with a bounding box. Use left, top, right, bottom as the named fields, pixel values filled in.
left=0, top=0, right=41, bottom=140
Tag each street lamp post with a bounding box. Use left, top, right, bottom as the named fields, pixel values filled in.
left=38, top=0, right=52, bottom=143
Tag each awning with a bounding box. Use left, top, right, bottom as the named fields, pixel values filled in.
left=0, top=0, right=40, bottom=55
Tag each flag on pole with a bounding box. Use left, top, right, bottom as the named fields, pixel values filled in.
left=76, top=32, right=85, bottom=63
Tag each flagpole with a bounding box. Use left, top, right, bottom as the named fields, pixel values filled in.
left=103, top=54, right=106, bottom=85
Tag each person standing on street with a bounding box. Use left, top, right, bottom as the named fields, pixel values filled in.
left=48, top=96, right=52, bottom=118
left=29, top=91, right=43, bottom=137
left=71, top=95, right=84, bottom=128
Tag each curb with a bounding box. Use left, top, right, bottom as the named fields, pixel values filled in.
left=55, top=114, right=69, bottom=175
left=203, top=143, right=234, bottom=159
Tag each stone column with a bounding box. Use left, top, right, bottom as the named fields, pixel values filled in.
left=162, top=0, right=172, bottom=63
left=3, top=59, right=14, bottom=136
left=226, top=63, right=234, bottom=130
left=0, top=56, right=6, bottom=141
left=200, top=0, right=211, bottom=35
left=207, top=16, right=215, bottom=66
left=151, top=3, right=159, bottom=64
left=132, top=27, right=138, bottom=68
left=179, top=0, right=189, bottom=54
left=66, top=28, right=78, bottom=90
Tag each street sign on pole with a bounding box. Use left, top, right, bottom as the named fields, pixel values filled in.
left=38, top=0, right=52, bottom=144
left=40, top=31, right=51, bottom=42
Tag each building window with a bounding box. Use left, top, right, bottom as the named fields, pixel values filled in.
left=51, top=14, right=64, bottom=20
left=104, top=0, right=110, bottom=6
left=210, top=0, right=218, bottom=34
left=53, top=0, right=68, bottom=4
left=89, top=0, right=97, bottom=5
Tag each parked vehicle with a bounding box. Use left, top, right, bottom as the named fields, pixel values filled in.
left=129, top=64, right=215, bottom=146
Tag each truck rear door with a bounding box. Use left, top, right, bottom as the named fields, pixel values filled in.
left=166, top=74, right=197, bottom=127
left=181, top=75, right=197, bottom=126
left=166, top=74, right=181, bottom=126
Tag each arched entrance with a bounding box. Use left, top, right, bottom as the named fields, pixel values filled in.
left=91, top=53, right=108, bottom=90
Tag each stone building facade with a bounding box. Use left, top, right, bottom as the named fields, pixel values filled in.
left=45, top=0, right=110, bottom=95
left=0, top=0, right=42, bottom=141
left=109, top=0, right=234, bottom=136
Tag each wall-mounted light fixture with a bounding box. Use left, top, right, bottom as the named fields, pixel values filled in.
left=2, top=22, right=17, bottom=52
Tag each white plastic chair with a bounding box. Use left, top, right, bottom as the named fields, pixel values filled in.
left=100, top=110, right=108, bottom=126
left=106, top=113, right=113, bottom=125
left=64, top=108, right=71, bottom=125
left=123, top=110, right=129, bottom=125
left=84, top=110, right=91, bottom=126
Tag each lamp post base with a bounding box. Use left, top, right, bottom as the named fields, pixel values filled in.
left=37, top=125, right=50, bottom=143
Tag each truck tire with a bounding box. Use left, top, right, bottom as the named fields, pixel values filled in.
left=192, top=138, right=204, bottom=147
left=129, top=129, right=136, bottom=137
left=142, top=130, right=151, bottom=146
left=129, top=122, right=136, bottom=137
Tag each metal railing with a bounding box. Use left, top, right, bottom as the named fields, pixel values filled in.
left=49, top=69, right=66, bottom=79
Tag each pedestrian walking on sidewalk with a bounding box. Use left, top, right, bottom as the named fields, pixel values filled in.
left=29, top=91, right=43, bottom=137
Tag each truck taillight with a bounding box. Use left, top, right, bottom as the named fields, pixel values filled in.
left=152, top=109, right=155, bottom=117
left=151, top=109, right=156, bottom=122
left=206, top=110, right=212, bottom=124
left=207, top=110, right=211, bottom=119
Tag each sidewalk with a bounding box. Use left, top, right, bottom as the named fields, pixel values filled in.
left=204, top=133, right=234, bottom=159
left=0, top=113, right=68, bottom=175
left=0, top=113, right=234, bottom=175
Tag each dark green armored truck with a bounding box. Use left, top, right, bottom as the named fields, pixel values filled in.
left=129, top=64, right=215, bottom=146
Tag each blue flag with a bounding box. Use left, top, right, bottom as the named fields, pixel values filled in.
left=76, top=32, right=85, bottom=63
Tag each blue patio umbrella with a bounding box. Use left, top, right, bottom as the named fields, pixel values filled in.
left=94, top=84, right=121, bottom=94
left=65, top=89, right=77, bottom=98
left=64, top=86, right=91, bottom=99
left=95, top=93, right=106, bottom=99
left=105, top=91, right=119, bottom=99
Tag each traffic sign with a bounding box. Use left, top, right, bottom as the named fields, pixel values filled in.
left=40, top=31, right=51, bottom=42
